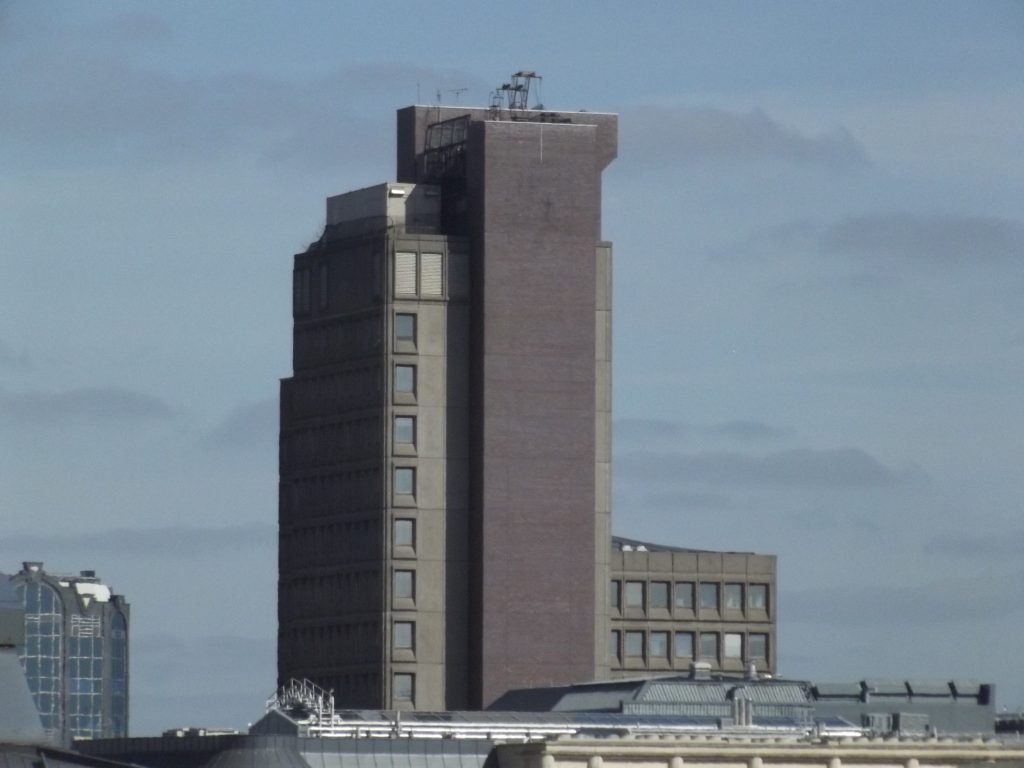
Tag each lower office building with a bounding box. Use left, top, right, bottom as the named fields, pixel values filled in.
left=4, top=562, right=129, bottom=742
left=608, top=538, right=776, bottom=676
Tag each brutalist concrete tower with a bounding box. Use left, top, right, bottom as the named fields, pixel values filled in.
left=278, top=74, right=617, bottom=710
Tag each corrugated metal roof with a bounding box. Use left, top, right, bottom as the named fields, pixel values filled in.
left=640, top=681, right=730, bottom=704
left=741, top=684, right=810, bottom=705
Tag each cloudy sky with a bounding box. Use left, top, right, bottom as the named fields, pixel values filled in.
left=2, top=0, right=1023, bottom=734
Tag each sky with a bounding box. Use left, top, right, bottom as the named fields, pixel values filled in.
left=2, top=0, right=1023, bottom=735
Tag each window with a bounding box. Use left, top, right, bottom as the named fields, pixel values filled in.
left=395, top=365, right=416, bottom=394
left=749, top=633, right=768, bottom=659
left=394, top=416, right=415, bottom=445
left=394, top=621, right=414, bottom=650
left=674, top=631, right=694, bottom=659
left=609, top=630, right=621, bottom=662
left=609, top=580, right=621, bottom=609
left=624, top=631, right=644, bottom=659
left=395, top=252, right=417, bottom=295
left=724, top=633, right=743, bottom=659
left=748, top=584, right=768, bottom=611
left=293, top=268, right=311, bottom=314
left=650, top=582, right=670, bottom=610
left=699, top=582, right=719, bottom=611
left=318, top=262, right=329, bottom=310
left=421, top=253, right=443, bottom=296
left=394, top=673, right=414, bottom=701
left=649, top=631, right=670, bottom=660
left=395, top=313, right=416, bottom=343
left=394, top=570, right=414, bottom=600
left=724, top=583, right=743, bottom=610
left=394, top=519, right=415, bottom=548
left=674, top=581, right=694, bottom=609
left=624, top=581, right=644, bottom=609
left=700, top=632, right=719, bottom=660
left=394, top=467, right=415, bottom=496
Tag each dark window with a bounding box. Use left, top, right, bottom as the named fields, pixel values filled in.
left=699, top=582, right=719, bottom=610
left=395, top=313, right=416, bottom=343
left=394, top=467, right=415, bottom=496
left=395, top=365, right=416, bottom=394
left=394, top=570, right=414, bottom=599
left=700, top=632, right=719, bottom=660
left=650, top=581, right=670, bottom=609
left=394, top=673, right=414, bottom=701
left=674, top=581, right=694, bottom=609
left=318, top=262, right=329, bottom=310
left=624, top=631, right=644, bottom=658
left=394, top=416, right=415, bottom=444
left=724, top=583, right=743, bottom=610
left=609, top=630, right=621, bottom=662
left=624, top=581, right=644, bottom=609
left=749, top=633, right=768, bottom=659
left=748, top=583, right=768, bottom=611
left=394, top=519, right=415, bottom=548
left=650, top=631, right=670, bottom=660
left=609, top=580, right=621, bottom=609
left=674, top=631, right=694, bottom=658
left=394, top=621, right=414, bottom=650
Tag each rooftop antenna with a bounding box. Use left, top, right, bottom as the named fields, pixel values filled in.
left=448, top=87, right=468, bottom=104
left=491, top=71, right=543, bottom=117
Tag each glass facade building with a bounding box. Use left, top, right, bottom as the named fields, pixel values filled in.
left=5, top=562, right=129, bottom=743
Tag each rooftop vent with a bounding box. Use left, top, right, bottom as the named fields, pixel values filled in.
left=690, top=661, right=713, bottom=680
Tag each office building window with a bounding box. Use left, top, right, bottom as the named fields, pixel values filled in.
left=749, top=633, right=768, bottom=659
left=724, top=633, right=743, bottom=659
left=394, top=467, right=415, bottom=496
left=395, top=365, right=416, bottom=394
left=650, top=581, right=670, bottom=609
left=395, top=313, right=416, bottom=343
left=609, top=580, right=621, bottom=609
left=394, top=518, right=415, bottom=548
left=724, top=583, right=743, bottom=610
left=609, top=630, right=621, bottom=662
left=394, top=621, right=414, bottom=650
left=700, top=632, right=719, bottom=660
left=674, top=631, right=694, bottom=659
left=674, top=581, right=694, bottom=609
left=624, top=631, right=644, bottom=659
left=395, top=252, right=417, bottom=296
left=699, top=582, right=719, bottom=610
left=394, top=416, right=415, bottom=444
left=650, top=631, right=670, bottom=660
left=318, top=262, right=329, bottom=310
left=394, top=673, right=414, bottom=701
left=624, top=581, right=644, bottom=609
left=293, top=268, right=311, bottom=314
left=394, top=570, right=414, bottom=600
left=748, top=584, right=768, bottom=611
left=421, top=253, right=443, bottom=296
